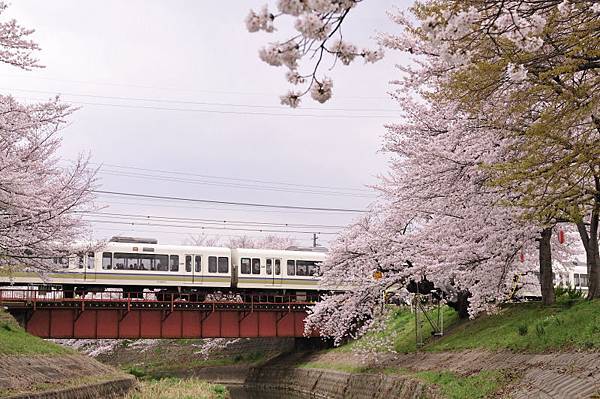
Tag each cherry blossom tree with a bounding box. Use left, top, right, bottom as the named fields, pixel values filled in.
left=381, top=0, right=600, bottom=298
left=0, top=2, right=96, bottom=274
left=268, top=1, right=595, bottom=343
left=245, top=0, right=384, bottom=107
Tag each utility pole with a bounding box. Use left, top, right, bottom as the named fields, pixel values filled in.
left=312, top=233, right=318, bottom=248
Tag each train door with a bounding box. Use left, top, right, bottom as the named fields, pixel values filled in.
left=267, top=258, right=282, bottom=286
left=80, top=252, right=96, bottom=283
left=185, top=255, right=202, bottom=285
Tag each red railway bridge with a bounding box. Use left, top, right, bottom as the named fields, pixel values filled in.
left=0, top=288, right=317, bottom=339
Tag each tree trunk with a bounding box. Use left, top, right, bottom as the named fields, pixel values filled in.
left=576, top=198, right=600, bottom=299
left=539, top=228, right=555, bottom=305
left=447, top=290, right=471, bottom=319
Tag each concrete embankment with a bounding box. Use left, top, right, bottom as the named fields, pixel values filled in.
left=244, top=366, right=434, bottom=399
left=0, top=354, right=135, bottom=399
left=0, top=310, right=135, bottom=398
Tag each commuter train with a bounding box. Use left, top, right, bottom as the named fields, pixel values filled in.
left=1, top=237, right=327, bottom=298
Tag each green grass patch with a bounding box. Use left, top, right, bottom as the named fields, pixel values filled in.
left=334, top=305, right=460, bottom=354
left=124, top=377, right=228, bottom=399
left=123, top=351, right=266, bottom=377
left=0, top=310, right=71, bottom=355
left=428, top=300, right=600, bottom=352
left=414, top=370, right=512, bottom=399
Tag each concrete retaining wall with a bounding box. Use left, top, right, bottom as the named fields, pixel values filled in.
left=5, top=377, right=134, bottom=399
left=245, top=366, right=434, bottom=399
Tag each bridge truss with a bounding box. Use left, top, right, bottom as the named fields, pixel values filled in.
left=0, top=288, right=317, bottom=339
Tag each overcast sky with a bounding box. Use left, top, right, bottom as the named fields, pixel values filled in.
left=3, top=1, right=412, bottom=247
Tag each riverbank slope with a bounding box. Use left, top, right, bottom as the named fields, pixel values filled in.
left=0, top=310, right=134, bottom=398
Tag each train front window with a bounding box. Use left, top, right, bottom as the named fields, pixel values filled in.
left=185, top=256, right=192, bottom=272
left=195, top=255, right=201, bottom=272
left=266, top=259, right=272, bottom=275
left=102, top=253, right=112, bottom=269
left=218, top=257, right=229, bottom=273
left=241, top=258, right=251, bottom=274
left=208, top=256, right=217, bottom=273
left=287, top=260, right=295, bottom=276
left=252, top=258, right=261, bottom=274
left=170, top=255, right=179, bottom=272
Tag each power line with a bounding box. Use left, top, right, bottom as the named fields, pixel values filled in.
left=85, top=219, right=340, bottom=235
left=92, top=227, right=318, bottom=243
left=0, top=74, right=389, bottom=100
left=85, top=161, right=372, bottom=193
left=16, top=96, right=395, bottom=119
left=92, top=190, right=367, bottom=213
left=82, top=211, right=346, bottom=229
left=4, top=87, right=399, bottom=113
left=96, top=169, right=375, bottom=198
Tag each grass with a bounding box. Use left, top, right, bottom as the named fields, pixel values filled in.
left=123, top=351, right=266, bottom=377
left=413, top=370, right=513, bottom=399
left=334, top=298, right=600, bottom=354
left=334, top=305, right=460, bottom=354
left=427, top=299, right=600, bottom=352
left=0, top=310, right=71, bottom=355
left=124, top=377, right=229, bottom=399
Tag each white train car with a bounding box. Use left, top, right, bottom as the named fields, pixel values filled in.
left=232, top=248, right=325, bottom=291
left=0, top=237, right=328, bottom=296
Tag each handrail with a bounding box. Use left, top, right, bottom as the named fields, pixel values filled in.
left=0, top=287, right=319, bottom=307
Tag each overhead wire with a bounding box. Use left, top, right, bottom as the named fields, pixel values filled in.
left=93, top=190, right=368, bottom=213
left=96, top=169, right=375, bottom=198
left=85, top=219, right=340, bottom=235
left=15, top=95, right=395, bottom=119
left=0, top=74, right=389, bottom=100
left=81, top=211, right=346, bottom=229
left=3, top=87, right=399, bottom=113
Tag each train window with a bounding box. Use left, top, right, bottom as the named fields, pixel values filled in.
left=266, top=259, right=272, bottom=275
left=127, top=256, right=139, bottom=270
left=139, top=255, right=153, bottom=270
left=185, top=256, right=192, bottom=272
left=208, top=256, right=217, bottom=273
left=252, top=258, right=261, bottom=274
left=241, top=258, right=251, bottom=274
left=156, top=254, right=168, bottom=271
left=102, top=253, right=112, bottom=270
left=287, top=260, right=295, bottom=276
left=218, top=257, right=229, bottom=273
left=77, top=254, right=84, bottom=269
left=275, top=259, right=281, bottom=275
left=297, top=260, right=319, bottom=276
left=87, top=253, right=94, bottom=269
left=195, top=255, right=201, bottom=273
left=296, top=260, right=308, bottom=276
left=170, top=255, right=179, bottom=272
left=114, top=253, right=126, bottom=270
left=53, top=257, right=69, bottom=268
